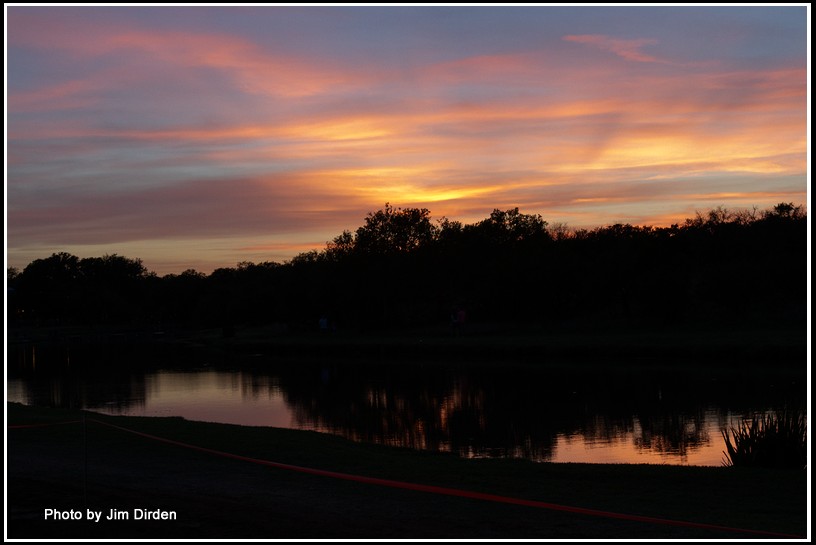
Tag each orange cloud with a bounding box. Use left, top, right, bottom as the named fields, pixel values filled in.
left=111, top=30, right=355, bottom=97
left=7, top=9, right=806, bottom=274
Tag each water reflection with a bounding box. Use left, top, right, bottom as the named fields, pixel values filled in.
left=6, top=344, right=805, bottom=466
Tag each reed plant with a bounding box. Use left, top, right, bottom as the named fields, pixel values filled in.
left=722, top=409, right=806, bottom=469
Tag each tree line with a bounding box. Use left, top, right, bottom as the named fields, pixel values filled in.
left=6, top=202, right=807, bottom=334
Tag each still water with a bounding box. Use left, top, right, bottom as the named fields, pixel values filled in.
left=6, top=344, right=805, bottom=467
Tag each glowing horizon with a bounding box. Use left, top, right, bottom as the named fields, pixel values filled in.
left=6, top=6, right=809, bottom=275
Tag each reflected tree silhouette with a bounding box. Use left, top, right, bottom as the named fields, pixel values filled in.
left=633, top=410, right=710, bottom=458
left=270, top=361, right=804, bottom=462
left=7, top=346, right=805, bottom=464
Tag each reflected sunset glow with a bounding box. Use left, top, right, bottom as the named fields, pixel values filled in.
left=4, top=368, right=762, bottom=467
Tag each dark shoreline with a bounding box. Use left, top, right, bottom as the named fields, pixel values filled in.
left=6, top=402, right=808, bottom=539
left=6, top=322, right=807, bottom=367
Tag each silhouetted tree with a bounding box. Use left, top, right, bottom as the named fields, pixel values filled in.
left=77, top=254, right=148, bottom=324
left=354, top=203, right=438, bottom=255
left=16, top=252, right=82, bottom=324
left=468, top=207, right=549, bottom=246
left=6, top=202, right=806, bottom=335
left=762, top=202, right=805, bottom=221
left=156, top=269, right=207, bottom=325
left=325, top=230, right=355, bottom=262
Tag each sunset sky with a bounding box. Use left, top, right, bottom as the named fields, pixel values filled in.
left=5, top=5, right=809, bottom=275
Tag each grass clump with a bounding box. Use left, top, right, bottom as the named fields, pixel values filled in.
left=722, top=409, right=806, bottom=469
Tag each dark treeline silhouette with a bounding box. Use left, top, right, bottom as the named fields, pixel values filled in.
left=6, top=202, right=807, bottom=335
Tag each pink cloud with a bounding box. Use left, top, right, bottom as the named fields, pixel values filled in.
left=7, top=9, right=806, bottom=274
left=9, top=59, right=804, bottom=180
left=7, top=79, right=102, bottom=113
left=8, top=11, right=363, bottom=98
left=8, top=174, right=368, bottom=247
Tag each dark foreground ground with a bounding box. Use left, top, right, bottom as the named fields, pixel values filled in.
left=5, top=403, right=808, bottom=540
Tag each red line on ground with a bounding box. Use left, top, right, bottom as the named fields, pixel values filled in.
left=85, top=418, right=803, bottom=539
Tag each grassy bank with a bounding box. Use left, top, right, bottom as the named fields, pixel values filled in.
left=6, top=403, right=807, bottom=539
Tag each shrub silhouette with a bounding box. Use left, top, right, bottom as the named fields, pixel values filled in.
left=722, top=409, right=806, bottom=469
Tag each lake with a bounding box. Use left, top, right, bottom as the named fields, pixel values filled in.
left=6, top=343, right=806, bottom=467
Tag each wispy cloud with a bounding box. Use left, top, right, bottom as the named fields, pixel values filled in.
left=6, top=7, right=807, bottom=273
left=563, top=34, right=667, bottom=64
